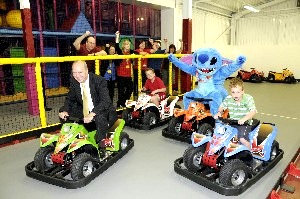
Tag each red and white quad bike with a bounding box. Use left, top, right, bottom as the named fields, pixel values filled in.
left=122, top=90, right=180, bottom=129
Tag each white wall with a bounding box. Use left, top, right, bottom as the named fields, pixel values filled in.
left=161, top=7, right=183, bottom=48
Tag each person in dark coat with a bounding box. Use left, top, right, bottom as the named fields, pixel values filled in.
left=59, top=60, right=118, bottom=147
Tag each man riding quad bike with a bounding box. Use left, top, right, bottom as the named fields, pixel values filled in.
left=174, top=117, right=283, bottom=196
left=122, top=90, right=180, bottom=130
left=25, top=117, right=134, bottom=188
left=162, top=97, right=219, bottom=143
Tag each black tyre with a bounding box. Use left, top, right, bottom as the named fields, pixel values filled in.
left=168, top=117, right=183, bottom=135
left=269, top=140, right=279, bottom=161
left=183, top=145, right=206, bottom=172
left=122, top=109, right=133, bottom=124
left=119, top=132, right=129, bottom=151
left=143, top=112, right=157, bottom=125
left=197, top=123, right=213, bottom=137
left=250, top=74, right=260, bottom=82
left=219, top=159, right=249, bottom=186
left=34, top=146, right=54, bottom=171
left=267, top=74, right=275, bottom=81
left=71, top=153, right=94, bottom=180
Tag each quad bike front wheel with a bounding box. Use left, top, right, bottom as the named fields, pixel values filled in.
left=269, top=140, right=279, bottom=161
left=71, top=153, right=95, bottom=180
left=143, top=112, right=157, bottom=125
left=122, top=109, right=133, bottom=124
left=168, top=117, right=183, bottom=135
left=119, top=132, right=130, bottom=150
left=250, top=74, right=261, bottom=82
left=34, top=146, right=54, bottom=171
left=267, top=74, right=275, bottom=81
left=183, top=145, right=206, bottom=172
left=219, top=159, right=249, bottom=187
left=197, top=123, right=213, bottom=137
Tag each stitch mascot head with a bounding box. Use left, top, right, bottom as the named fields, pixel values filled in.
left=192, top=48, right=223, bottom=77
left=168, top=48, right=246, bottom=115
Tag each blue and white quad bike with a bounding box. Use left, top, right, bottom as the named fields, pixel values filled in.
left=174, top=117, right=283, bottom=196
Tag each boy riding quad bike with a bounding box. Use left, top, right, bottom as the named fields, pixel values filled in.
left=25, top=117, right=134, bottom=188
left=174, top=117, right=283, bottom=196
left=122, top=90, right=180, bottom=130
left=162, top=97, right=218, bottom=143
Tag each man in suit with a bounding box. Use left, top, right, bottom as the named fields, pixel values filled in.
left=59, top=60, right=117, bottom=147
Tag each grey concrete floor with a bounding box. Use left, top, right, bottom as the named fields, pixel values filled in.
left=0, top=81, right=299, bottom=199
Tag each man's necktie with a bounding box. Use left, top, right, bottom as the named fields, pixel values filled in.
left=81, top=83, right=89, bottom=117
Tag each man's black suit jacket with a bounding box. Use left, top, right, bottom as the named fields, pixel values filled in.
left=59, top=73, right=114, bottom=118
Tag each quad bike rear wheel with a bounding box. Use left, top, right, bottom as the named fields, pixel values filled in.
left=219, top=159, right=249, bottom=186
left=71, top=153, right=95, bottom=180
left=143, top=112, right=157, bottom=125
left=250, top=74, right=260, bottom=82
left=269, top=140, right=279, bottom=161
left=122, top=109, right=133, bottom=124
left=183, top=145, right=206, bottom=172
left=34, top=146, right=54, bottom=171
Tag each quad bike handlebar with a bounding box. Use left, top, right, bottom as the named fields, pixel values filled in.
left=140, top=90, right=152, bottom=94
left=186, top=96, right=213, bottom=102
left=217, top=117, right=250, bottom=126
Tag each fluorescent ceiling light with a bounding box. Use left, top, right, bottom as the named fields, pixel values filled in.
left=244, top=5, right=259, bottom=12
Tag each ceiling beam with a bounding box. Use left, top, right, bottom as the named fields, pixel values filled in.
left=233, top=0, right=290, bottom=19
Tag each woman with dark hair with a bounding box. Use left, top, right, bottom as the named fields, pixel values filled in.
left=161, top=39, right=183, bottom=90
left=100, top=44, right=121, bottom=101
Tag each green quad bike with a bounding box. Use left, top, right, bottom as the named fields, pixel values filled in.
left=25, top=117, right=134, bottom=189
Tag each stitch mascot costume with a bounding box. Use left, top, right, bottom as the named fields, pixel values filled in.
left=168, top=48, right=246, bottom=115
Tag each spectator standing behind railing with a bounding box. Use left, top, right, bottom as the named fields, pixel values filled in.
left=148, top=40, right=166, bottom=78
left=161, top=39, right=183, bottom=90
left=100, top=44, right=121, bottom=101
left=73, top=31, right=107, bottom=72
left=133, top=39, right=153, bottom=96
left=114, top=31, right=136, bottom=107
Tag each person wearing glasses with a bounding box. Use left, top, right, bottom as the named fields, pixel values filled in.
left=73, top=31, right=107, bottom=72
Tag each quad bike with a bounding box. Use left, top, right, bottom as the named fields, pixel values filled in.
left=174, top=117, right=283, bottom=196
left=237, top=68, right=264, bottom=83
left=122, top=90, right=180, bottom=130
left=162, top=97, right=216, bottom=143
left=25, top=117, right=134, bottom=189
left=267, top=68, right=297, bottom=83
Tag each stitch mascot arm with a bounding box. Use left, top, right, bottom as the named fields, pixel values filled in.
left=168, top=48, right=246, bottom=115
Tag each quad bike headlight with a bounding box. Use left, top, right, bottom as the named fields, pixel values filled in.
left=63, top=125, right=71, bottom=133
